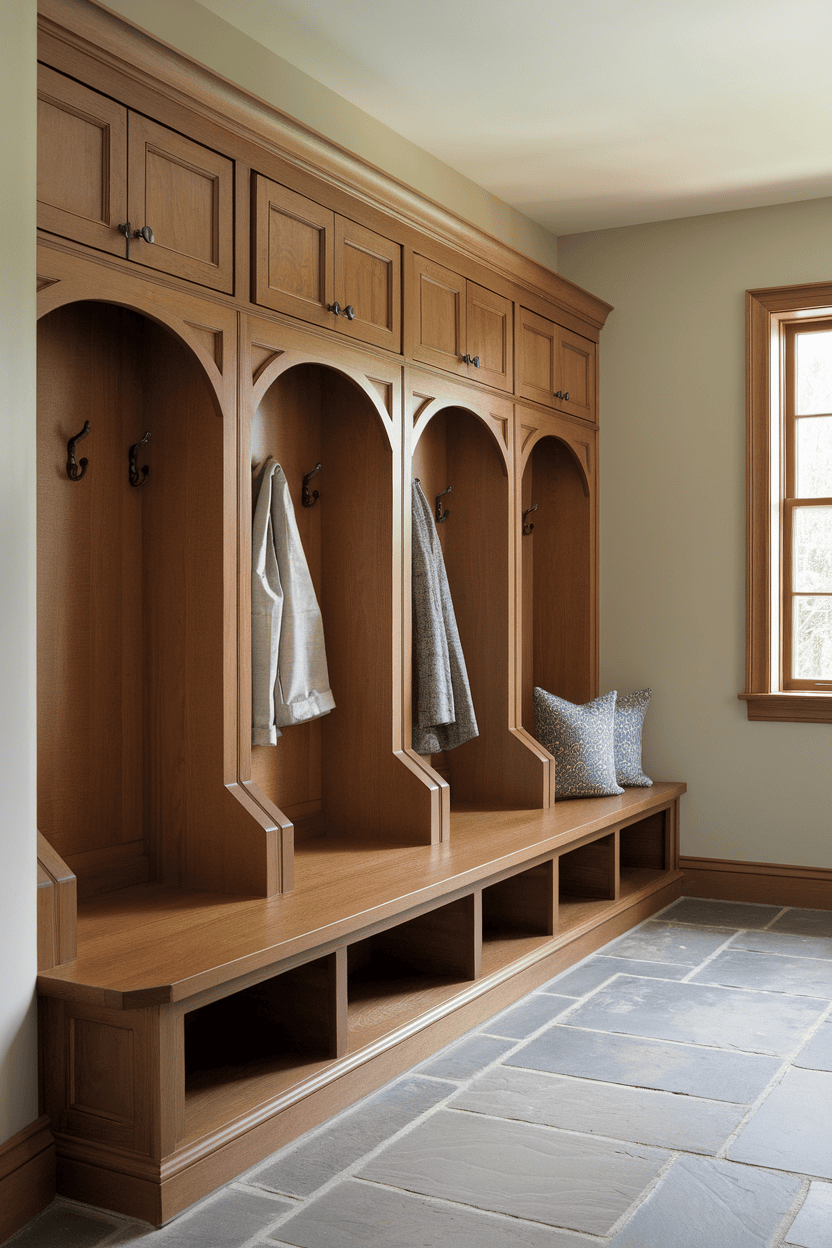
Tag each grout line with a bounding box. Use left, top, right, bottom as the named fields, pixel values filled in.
left=715, top=998, right=832, bottom=1162
left=677, top=929, right=743, bottom=982
left=768, top=1176, right=812, bottom=1248
left=763, top=907, right=792, bottom=930
left=602, top=1151, right=682, bottom=1240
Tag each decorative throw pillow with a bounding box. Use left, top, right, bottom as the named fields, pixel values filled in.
left=614, top=689, right=653, bottom=787
left=533, top=687, right=624, bottom=799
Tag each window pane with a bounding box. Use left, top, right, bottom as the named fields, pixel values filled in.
left=796, top=330, right=832, bottom=415
left=793, top=507, right=832, bottom=591
left=796, top=416, right=832, bottom=497
left=792, top=596, right=832, bottom=679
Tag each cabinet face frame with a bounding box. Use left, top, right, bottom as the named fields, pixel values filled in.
left=37, top=63, right=127, bottom=257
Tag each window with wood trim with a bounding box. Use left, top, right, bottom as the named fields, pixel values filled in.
left=741, top=282, right=832, bottom=723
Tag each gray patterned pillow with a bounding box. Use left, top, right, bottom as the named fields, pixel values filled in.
left=615, top=689, right=653, bottom=787
left=533, top=687, right=624, bottom=799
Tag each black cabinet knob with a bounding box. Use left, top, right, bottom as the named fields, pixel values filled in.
left=328, top=302, right=342, bottom=316
left=344, top=305, right=355, bottom=320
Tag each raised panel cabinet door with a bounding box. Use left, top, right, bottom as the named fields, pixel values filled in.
left=410, top=255, right=467, bottom=377
left=466, top=281, right=513, bottom=391
left=128, top=113, right=234, bottom=293
left=555, top=326, right=596, bottom=423
left=518, top=306, right=556, bottom=408
left=37, top=64, right=127, bottom=257
left=253, top=175, right=335, bottom=327
left=334, top=216, right=401, bottom=352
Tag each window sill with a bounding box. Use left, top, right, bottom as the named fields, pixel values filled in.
left=738, top=692, right=832, bottom=724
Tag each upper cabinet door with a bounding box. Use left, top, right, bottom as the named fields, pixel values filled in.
left=128, top=114, right=234, bottom=294
left=518, top=307, right=597, bottom=422
left=411, top=257, right=512, bottom=389
left=466, top=281, right=513, bottom=392
left=37, top=64, right=127, bottom=257
left=410, top=255, right=468, bottom=378
left=557, top=325, right=596, bottom=422
left=253, top=176, right=335, bottom=327
left=334, top=216, right=401, bottom=352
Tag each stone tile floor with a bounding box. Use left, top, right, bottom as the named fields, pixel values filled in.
left=11, top=896, right=832, bottom=1247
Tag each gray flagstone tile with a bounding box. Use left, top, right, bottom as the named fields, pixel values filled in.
left=507, top=1025, right=781, bottom=1101
left=482, top=993, right=574, bottom=1038
left=269, top=1179, right=590, bottom=1247
left=359, top=1107, right=668, bottom=1235
left=794, top=1021, right=832, bottom=1072
left=2, top=1201, right=124, bottom=1248
left=450, top=1065, right=745, bottom=1154
left=609, top=1155, right=800, bottom=1248
left=252, top=1075, right=454, bottom=1197
left=690, top=948, right=832, bottom=998
left=540, top=956, right=688, bottom=998
left=659, top=898, right=784, bottom=929
left=785, top=1181, right=832, bottom=1247
left=561, top=975, right=827, bottom=1054
left=728, top=1067, right=832, bottom=1178
left=602, top=920, right=732, bottom=964
left=140, top=1189, right=292, bottom=1245
left=732, top=929, right=832, bottom=961
left=417, top=1034, right=516, bottom=1079
left=771, top=909, right=832, bottom=939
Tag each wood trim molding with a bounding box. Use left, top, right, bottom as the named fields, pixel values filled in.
left=741, top=280, right=832, bottom=723
left=38, top=0, right=612, bottom=332
left=681, top=855, right=832, bottom=910
left=0, top=1117, right=55, bottom=1244
left=37, top=833, right=77, bottom=972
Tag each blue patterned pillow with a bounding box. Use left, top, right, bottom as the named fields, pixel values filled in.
left=615, top=689, right=653, bottom=787
left=533, top=687, right=624, bottom=799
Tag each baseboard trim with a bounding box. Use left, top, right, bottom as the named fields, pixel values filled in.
left=680, top=856, right=832, bottom=910
left=0, top=1116, right=55, bottom=1244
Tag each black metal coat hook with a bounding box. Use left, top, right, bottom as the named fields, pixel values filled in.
left=128, top=431, right=151, bottom=487
left=522, top=504, right=538, bottom=535
left=66, top=421, right=91, bottom=481
left=435, top=485, right=452, bottom=523
left=302, top=462, right=322, bottom=507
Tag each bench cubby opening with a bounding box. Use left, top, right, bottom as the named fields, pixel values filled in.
left=183, top=954, right=342, bottom=1142
left=481, top=860, right=556, bottom=976
left=557, top=832, right=617, bottom=933
left=619, top=808, right=671, bottom=900
left=347, top=896, right=478, bottom=1050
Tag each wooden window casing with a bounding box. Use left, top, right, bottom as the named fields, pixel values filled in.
left=741, top=282, right=832, bottom=722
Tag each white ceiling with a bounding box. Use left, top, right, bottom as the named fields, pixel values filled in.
left=194, top=0, right=832, bottom=236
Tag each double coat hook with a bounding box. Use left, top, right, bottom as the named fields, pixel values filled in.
left=435, top=486, right=452, bottom=523
left=523, top=504, right=538, bottom=535
left=128, top=431, right=151, bottom=487
left=302, top=462, right=322, bottom=507
left=66, top=421, right=91, bottom=481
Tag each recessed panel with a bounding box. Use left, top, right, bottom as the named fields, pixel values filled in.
left=269, top=209, right=326, bottom=304
left=146, top=152, right=217, bottom=264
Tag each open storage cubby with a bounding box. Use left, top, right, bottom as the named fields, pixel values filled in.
left=410, top=400, right=550, bottom=809
left=347, top=897, right=478, bottom=1050
left=519, top=420, right=596, bottom=725
left=245, top=343, right=435, bottom=849
left=557, top=833, right=617, bottom=933
left=620, top=808, right=671, bottom=899
left=183, top=955, right=342, bottom=1142
left=36, top=298, right=274, bottom=899
left=481, top=860, right=556, bottom=976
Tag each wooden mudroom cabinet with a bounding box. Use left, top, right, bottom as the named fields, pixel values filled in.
left=34, top=0, right=685, bottom=1226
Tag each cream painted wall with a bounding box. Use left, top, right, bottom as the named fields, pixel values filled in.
left=97, top=0, right=560, bottom=272
left=0, top=0, right=39, bottom=1145
left=559, top=199, right=832, bottom=868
